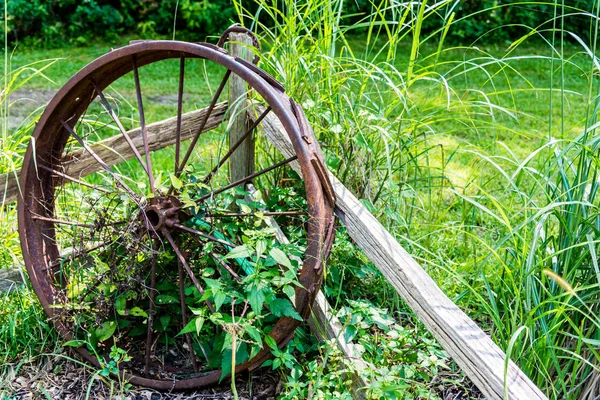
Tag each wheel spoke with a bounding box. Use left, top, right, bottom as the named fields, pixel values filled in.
left=40, top=165, right=111, bottom=194
left=210, top=252, right=241, bottom=282
left=175, top=57, right=185, bottom=174
left=93, top=83, right=151, bottom=178
left=186, top=232, right=241, bottom=281
left=47, top=240, right=113, bottom=269
left=173, top=223, right=239, bottom=249
left=197, top=155, right=298, bottom=203
left=177, top=239, right=199, bottom=372
left=203, top=106, right=272, bottom=185
left=175, top=70, right=232, bottom=178
left=132, top=55, right=156, bottom=195
left=33, top=214, right=127, bottom=228
left=32, top=215, right=95, bottom=228
left=164, top=231, right=215, bottom=313
left=59, top=118, right=138, bottom=199
left=207, top=210, right=307, bottom=218
left=144, top=239, right=158, bottom=376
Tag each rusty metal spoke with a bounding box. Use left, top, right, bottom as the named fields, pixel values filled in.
left=32, top=215, right=94, bottom=228
left=164, top=231, right=215, bottom=313
left=93, top=83, right=151, bottom=178
left=187, top=234, right=242, bottom=282
left=40, top=165, right=111, bottom=194
left=132, top=55, right=156, bottom=195
left=197, top=155, right=298, bottom=203
left=47, top=240, right=114, bottom=269
left=210, top=251, right=242, bottom=282
left=173, top=223, right=238, bottom=249
left=203, top=106, right=272, bottom=185
left=175, top=70, right=232, bottom=178
left=177, top=237, right=199, bottom=372
left=59, top=118, right=138, bottom=199
left=175, top=57, right=185, bottom=174
left=144, top=239, right=158, bottom=376
left=207, top=210, right=307, bottom=218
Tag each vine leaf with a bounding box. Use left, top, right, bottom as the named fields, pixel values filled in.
left=270, top=298, right=302, bottom=320
left=177, top=316, right=205, bottom=336
left=247, top=281, right=266, bottom=314
left=245, top=325, right=263, bottom=347
left=269, top=247, right=293, bottom=269
left=95, top=321, right=117, bottom=342
left=63, top=339, right=86, bottom=348
left=223, top=245, right=252, bottom=260
left=264, top=335, right=277, bottom=351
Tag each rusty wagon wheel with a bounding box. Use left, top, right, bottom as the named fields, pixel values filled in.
left=17, top=37, right=335, bottom=390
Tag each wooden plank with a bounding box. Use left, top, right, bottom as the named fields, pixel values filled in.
left=251, top=106, right=547, bottom=400
left=228, top=32, right=254, bottom=183
left=0, top=102, right=228, bottom=204
left=244, top=183, right=368, bottom=399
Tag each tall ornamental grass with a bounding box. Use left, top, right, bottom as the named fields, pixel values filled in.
left=234, top=0, right=600, bottom=398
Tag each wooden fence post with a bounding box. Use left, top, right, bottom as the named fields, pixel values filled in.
left=228, top=32, right=255, bottom=184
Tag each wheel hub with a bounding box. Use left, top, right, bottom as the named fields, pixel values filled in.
left=142, top=196, right=184, bottom=233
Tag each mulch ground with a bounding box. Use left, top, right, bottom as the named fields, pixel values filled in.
left=1, top=353, right=485, bottom=399
left=1, top=355, right=280, bottom=400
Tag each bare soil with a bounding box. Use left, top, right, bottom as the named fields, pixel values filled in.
left=7, top=89, right=57, bottom=129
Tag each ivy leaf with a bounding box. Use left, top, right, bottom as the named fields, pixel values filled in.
left=269, top=298, right=302, bottom=320
left=250, top=344, right=261, bottom=359
left=283, top=285, right=295, bottom=302
left=237, top=341, right=249, bottom=365
left=204, top=278, right=226, bottom=311
left=95, top=321, right=117, bottom=342
left=203, top=278, right=222, bottom=291
left=219, top=340, right=249, bottom=381
left=159, top=315, right=171, bottom=331
left=220, top=349, right=232, bottom=381
left=115, top=296, right=127, bottom=316
left=214, top=291, right=227, bottom=312
left=256, top=239, right=267, bottom=259
left=269, top=248, right=292, bottom=269
left=223, top=245, right=252, bottom=260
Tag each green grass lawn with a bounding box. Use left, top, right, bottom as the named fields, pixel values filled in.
left=7, top=37, right=594, bottom=148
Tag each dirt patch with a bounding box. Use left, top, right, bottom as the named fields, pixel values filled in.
left=7, top=89, right=57, bottom=130
left=1, top=355, right=280, bottom=400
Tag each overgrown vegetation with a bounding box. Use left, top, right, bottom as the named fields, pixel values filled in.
left=2, top=0, right=600, bottom=399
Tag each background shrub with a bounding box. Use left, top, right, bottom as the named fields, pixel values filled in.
left=1, top=0, right=597, bottom=47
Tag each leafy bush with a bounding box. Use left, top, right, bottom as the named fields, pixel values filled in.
left=1, top=0, right=598, bottom=47
left=0, top=0, right=237, bottom=47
